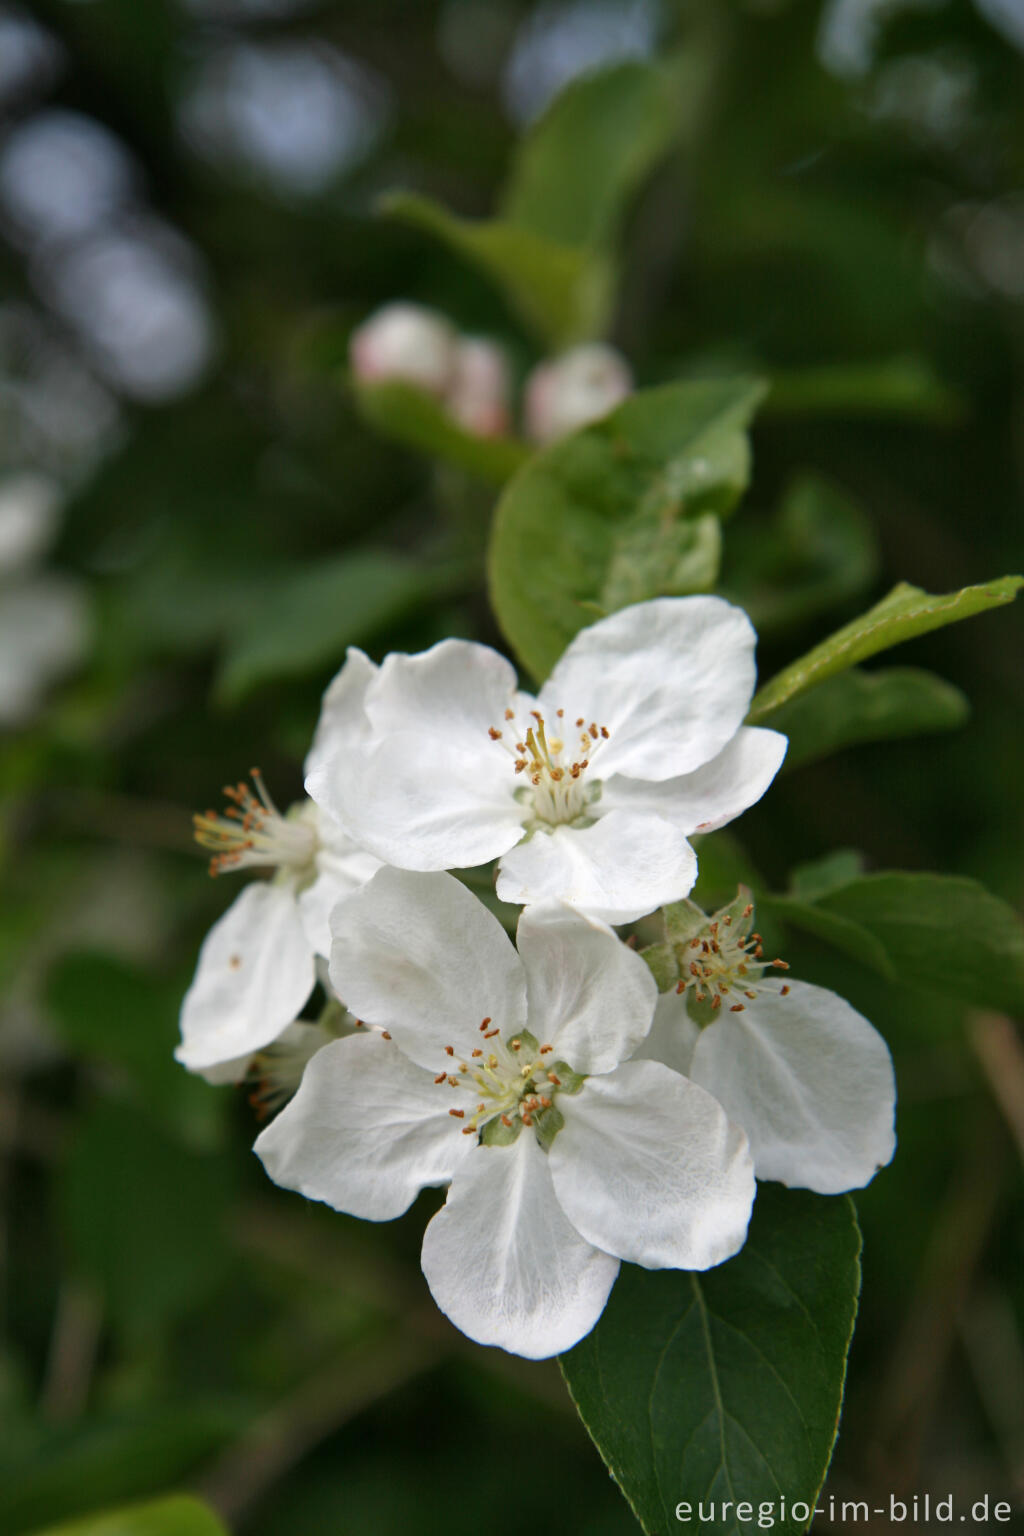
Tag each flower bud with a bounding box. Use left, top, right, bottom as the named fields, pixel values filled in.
left=523, top=343, right=633, bottom=445
left=349, top=302, right=457, bottom=396
left=446, top=336, right=511, bottom=438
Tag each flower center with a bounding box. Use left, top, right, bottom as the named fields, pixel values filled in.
left=487, top=708, right=609, bottom=829
left=193, top=770, right=318, bottom=877
left=674, top=899, right=790, bottom=1025
left=435, top=1017, right=584, bottom=1149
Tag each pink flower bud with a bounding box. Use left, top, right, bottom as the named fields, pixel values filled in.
left=524, top=343, right=633, bottom=445
left=349, top=302, right=457, bottom=396
left=446, top=337, right=511, bottom=438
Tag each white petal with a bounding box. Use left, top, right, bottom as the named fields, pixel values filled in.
left=421, top=1133, right=620, bottom=1358
left=538, top=596, right=757, bottom=781
left=176, top=882, right=315, bottom=1072
left=633, top=986, right=702, bottom=1079
left=255, top=1032, right=473, bottom=1220
left=549, top=1059, right=755, bottom=1271
left=496, top=811, right=697, bottom=925
left=602, top=728, right=788, bottom=835
left=516, top=902, right=658, bottom=1073
left=304, top=646, right=377, bottom=783
left=326, top=730, right=524, bottom=871
left=328, top=867, right=527, bottom=1070
left=688, top=979, right=897, bottom=1194
left=295, top=814, right=381, bottom=957
left=366, top=637, right=518, bottom=751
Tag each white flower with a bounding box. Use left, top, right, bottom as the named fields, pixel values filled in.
left=176, top=652, right=380, bottom=1077
left=523, top=342, right=633, bottom=444
left=349, top=301, right=457, bottom=397
left=0, top=472, right=90, bottom=726
left=636, top=895, right=897, bottom=1194
left=255, top=868, right=756, bottom=1359
left=306, top=597, right=787, bottom=925
left=446, top=336, right=511, bottom=438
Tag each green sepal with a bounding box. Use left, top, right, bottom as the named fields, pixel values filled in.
left=662, top=898, right=712, bottom=947
left=532, top=1105, right=565, bottom=1153
left=480, top=1113, right=523, bottom=1148
left=639, top=942, right=680, bottom=993
left=548, top=1061, right=586, bottom=1096
left=509, top=1027, right=540, bottom=1057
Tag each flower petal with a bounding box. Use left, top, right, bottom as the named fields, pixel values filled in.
left=304, top=646, right=377, bottom=784
left=176, top=882, right=314, bottom=1072
left=549, top=1059, right=755, bottom=1271
left=421, top=1133, right=620, bottom=1358
left=516, top=902, right=658, bottom=1073
left=326, top=730, right=525, bottom=871
left=602, top=727, right=787, bottom=834
left=538, top=596, right=757, bottom=781
left=255, top=1031, right=473, bottom=1220
left=633, top=986, right=702, bottom=1079
left=366, top=637, right=518, bottom=750
left=496, top=811, right=697, bottom=925
left=295, top=815, right=381, bottom=957
left=687, top=979, right=897, bottom=1193
left=328, top=867, right=527, bottom=1070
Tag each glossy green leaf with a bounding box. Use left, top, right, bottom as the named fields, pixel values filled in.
left=29, top=1493, right=229, bottom=1536
left=561, top=1187, right=862, bottom=1536
left=748, top=576, right=1023, bottom=722
left=766, top=873, right=1024, bottom=1013
left=502, top=61, right=677, bottom=250
left=725, top=474, right=878, bottom=637
left=216, top=550, right=463, bottom=704
left=381, top=191, right=603, bottom=349
left=60, top=1102, right=232, bottom=1340
left=489, top=376, right=766, bottom=680
left=351, top=378, right=529, bottom=485
left=770, top=666, right=969, bottom=769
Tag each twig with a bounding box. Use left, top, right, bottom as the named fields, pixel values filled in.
left=969, top=1013, right=1024, bottom=1164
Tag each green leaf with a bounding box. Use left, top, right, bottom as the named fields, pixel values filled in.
left=60, top=1101, right=232, bottom=1340
left=748, top=576, right=1023, bottom=723
left=216, top=549, right=462, bottom=704
left=725, top=474, right=878, bottom=637
left=766, top=356, right=962, bottom=423
left=502, top=61, right=677, bottom=250
left=351, top=378, right=529, bottom=485
left=789, top=850, right=865, bottom=902
left=382, top=191, right=603, bottom=350
left=28, top=1493, right=229, bottom=1536
left=765, top=872, right=1024, bottom=1013
left=770, top=667, right=970, bottom=769
left=561, top=1187, right=862, bottom=1536
left=489, top=377, right=766, bottom=680
left=47, top=952, right=223, bottom=1149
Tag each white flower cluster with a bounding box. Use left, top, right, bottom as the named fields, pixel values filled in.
left=349, top=300, right=632, bottom=445
left=177, top=595, right=896, bottom=1358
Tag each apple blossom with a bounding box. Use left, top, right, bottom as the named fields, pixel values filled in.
left=637, top=892, right=897, bottom=1194
left=306, top=596, right=787, bottom=925
left=349, top=301, right=457, bottom=396
left=446, top=336, right=511, bottom=437
left=176, top=652, right=380, bottom=1076
left=255, top=867, right=756, bottom=1359
left=523, top=342, right=633, bottom=444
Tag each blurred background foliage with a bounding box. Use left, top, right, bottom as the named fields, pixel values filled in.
left=1, top=0, right=1022, bottom=1531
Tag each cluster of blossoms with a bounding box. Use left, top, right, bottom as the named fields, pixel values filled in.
left=349, top=300, right=632, bottom=445
left=178, top=595, right=896, bottom=1358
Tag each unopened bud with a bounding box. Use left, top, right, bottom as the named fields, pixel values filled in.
left=446, top=337, right=511, bottom=437
left=523, top=343, right=633, bottom=445
left=349, top=302, right=457, bottom=396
